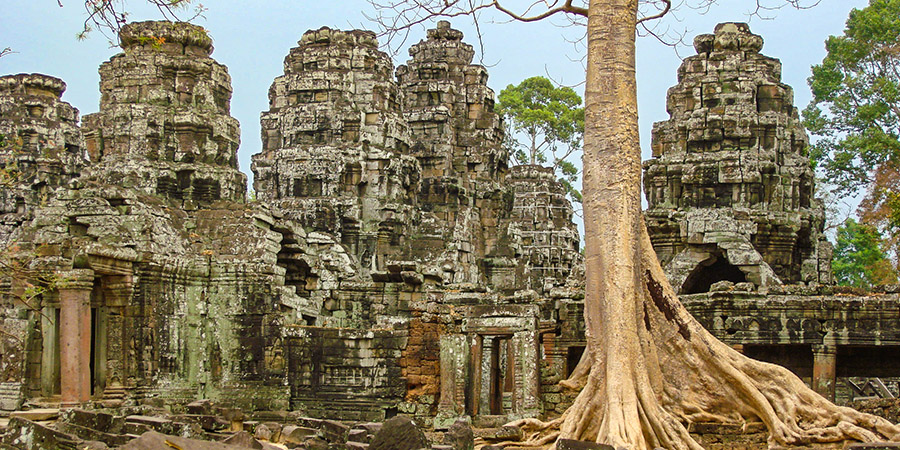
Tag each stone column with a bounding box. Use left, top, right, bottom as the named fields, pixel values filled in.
left=467, top=334, right=483, bottom=417
left=58, top=269, right=94, bottom=407
left=434, top=334, right=468, bottom=429
left=514, top=330, right=541, bottom=416
left=812, top=345, right=837, bottom=402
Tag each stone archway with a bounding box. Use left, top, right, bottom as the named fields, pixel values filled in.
left=681, top=252, right=747, bottom=294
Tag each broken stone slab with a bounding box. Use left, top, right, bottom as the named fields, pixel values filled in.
left=124, top=415, right=201, bottom=438
left=254, top=423, right=273, bottom=441
left=348, top=429, right=368, bottom=443
left=280, top=425, right=319, bottom=444
left=441, top=419, right=473, bottom=450
left=56, top=421, right=133, bottom=448
left=347, top=442, right=369, bottom=450
left=60, top=409, right=121, bottom=433
left=295, top=417, right=324, bottom=429
left=474, top=425, right=523, bottom=441
left=321, top=419, right=350, bottom=442
left=0, top=417, right=79, bottom=450
left=259, top=422, right=283, bottom=442
left=222, top=431, right=263, bottom=449
left=9, top=408, right=59, bottom=421
left=171, top=413, right=228, bottom=431
left=355, top=422, right=382, bottom=434
left=119, top=430, right=262, bottom=450
left=187, top=399, right=215, bottom=415
left=557, top=439, right=615, bottom=450
left=369, top=415, right=429, bottom=450
left=303, top=436, right=330, bottom=450
left=125, top=415, right=172, bottom=428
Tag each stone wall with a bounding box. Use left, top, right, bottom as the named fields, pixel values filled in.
left=284, top=326, right=407, bottom=422
left=0, top=20, right=585, bottom=424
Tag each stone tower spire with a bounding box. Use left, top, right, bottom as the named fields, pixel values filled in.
left=252, top=28, right=418, bottom=271
left=396, top=20, right=506, bottom=185
left=644, top=23, right=831, bottom=294
left=0, top=74, right=86, bottom=244
left=82, top=21, right=247, bottom=205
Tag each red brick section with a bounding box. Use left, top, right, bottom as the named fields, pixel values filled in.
left=401, top=318, right=444, bottom=402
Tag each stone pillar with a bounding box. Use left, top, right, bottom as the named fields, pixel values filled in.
left=467, top=334, right=483, bottom=417
left=58, top=269, right=94, bottom=407
left=434, top=334, right=467, bottom=429
left=514, top=330, right=541, bottom=416
left=812, top=345, right=837, bottom=402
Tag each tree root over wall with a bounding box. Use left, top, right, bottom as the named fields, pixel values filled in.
left=501, top=227, right=900, bottom=450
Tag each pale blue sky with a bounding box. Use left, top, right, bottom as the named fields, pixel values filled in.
left=0, top=0, right=867, bottom=231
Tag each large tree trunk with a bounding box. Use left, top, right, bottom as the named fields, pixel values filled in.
left=507, top=0, right=900, bottom=448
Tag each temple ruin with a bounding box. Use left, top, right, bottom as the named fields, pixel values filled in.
left=0, top=19, right=899, bottom=444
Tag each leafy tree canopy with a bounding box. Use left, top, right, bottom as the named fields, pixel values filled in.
left=497, top=76, right=585, bottom=203
left=803, top=0, right=900, bottom=221
left=833, top=218, right=899, bottom=288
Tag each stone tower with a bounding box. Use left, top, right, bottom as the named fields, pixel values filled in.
left=643, top=23, right=831, bottom=294
left=0, top=74, right=86, bottom=245
left=396, top=20, right=507, bottom=185
left=253, top=28, right=418, bottom=272
left=83, top=21, right=247, bottom=205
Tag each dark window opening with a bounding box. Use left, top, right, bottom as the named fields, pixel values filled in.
left=681, top=255, right=746, bottom=294
left=566, top=345, right=585, bottom=378
left=743, top=344, right=813, bottom=380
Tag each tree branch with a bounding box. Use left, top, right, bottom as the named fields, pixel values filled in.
left=637, top=0, right=670, bottom=25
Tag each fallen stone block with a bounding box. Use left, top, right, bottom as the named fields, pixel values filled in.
left=347, top=429, right=368, bottom=443
left=187, top=399, right=215, bottom=415
left=475, top=425, right=522, bottom=441
left=119, top=430, right=263, bottom=450
left=254, top=423, right=273, bottom=441
left=369, top=415, right=429, bottom=450
left=442, top=419, right=473, bottom=450
left=60, top=409, right=121, bottom=433
left=321, top=419, right=349, bottom=442
left=0, top=417, right=79, bottom=450
left=280, top=425, right=319, bottom=444
left=56, top=421, right=133, bottom=448
left=9, top=409, right=59, bottom=421
left=222, top=431, right=263, bottom=449
left=304, top=436, right=330, bottom=450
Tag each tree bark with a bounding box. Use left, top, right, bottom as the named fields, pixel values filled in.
left=505, top=0, right=900, bottom=448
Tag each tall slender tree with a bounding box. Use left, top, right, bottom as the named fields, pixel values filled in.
left=498, top=76, right=585, bottom=203
left=367, top=0, right=900, bottom=448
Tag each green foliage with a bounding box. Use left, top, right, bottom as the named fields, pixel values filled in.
left=497, top=76, right=584, bottom=203
left=833, top=218, right=898, bottom=288
left=802, top=0, right=900, bottom=195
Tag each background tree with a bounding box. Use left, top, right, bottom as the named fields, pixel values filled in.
left=803, top=0, right=900, bottom=257
left=833, top=218, right=899, bottom=288
left=368, top=1, right=900, bottom=449
left=498, top=76, right=585, bottom=203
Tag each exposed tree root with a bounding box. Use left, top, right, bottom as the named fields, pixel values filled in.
left=501, top=226, right=900, bottom=450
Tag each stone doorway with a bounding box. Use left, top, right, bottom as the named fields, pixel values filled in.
left=434, top=305, right=541, bottom=428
